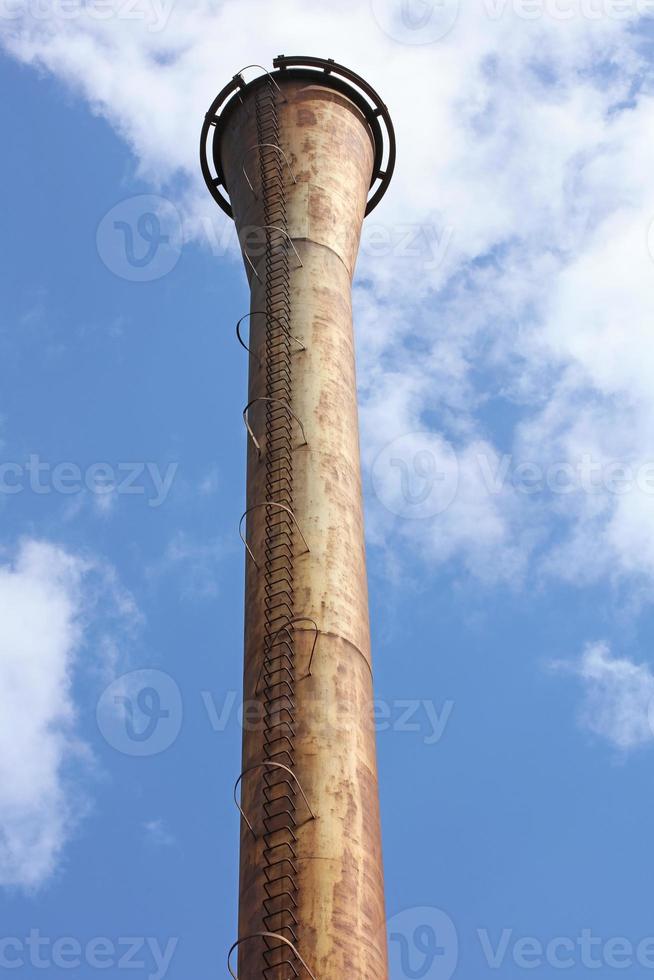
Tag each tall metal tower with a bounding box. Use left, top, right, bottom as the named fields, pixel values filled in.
left=201, top=55, right=396, bottom=979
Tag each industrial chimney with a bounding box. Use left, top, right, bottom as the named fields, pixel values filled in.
left=200, top=55, right=396, bottom=979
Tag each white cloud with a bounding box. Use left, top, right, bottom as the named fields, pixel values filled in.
left=0, top=539, right=136, bottom=890
left=143, top=818, right=175, bottom=847
left=147, top=531, right=226, bottom=600
left=556, top=641, right=654, bottom=751
left=2, top=2, right=654, bottom=587
left=197, top=466, right=220, bottom=497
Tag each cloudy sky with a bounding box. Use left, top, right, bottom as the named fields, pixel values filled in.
left=2, top=1, right=654, bottom=977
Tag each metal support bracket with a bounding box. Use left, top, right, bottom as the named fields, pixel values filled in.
left=234, top=65, right=287, bottom=102
left=254, top=617, right=319, bottom=696
left=294, top=618, right=320, bottom=677
left=243, top=225, right=303, bottom=273
left=242, top=250, right=261, bottom=282
left=236, top=312, right=306, bottom=365
left=242, top=143, right=297, bottom=198
left=243, top=398, right=308, bottom=457
left=234, top=762, right=316, bottom=838
left=239, top=502, right=310, bottom=569
left=227, top=933, right=318, bottom=979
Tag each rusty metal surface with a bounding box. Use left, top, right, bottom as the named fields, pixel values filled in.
left=221, top=75, right=389, bottom=979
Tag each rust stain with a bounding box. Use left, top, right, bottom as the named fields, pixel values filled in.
left=297, top=107, right=318, bottom=126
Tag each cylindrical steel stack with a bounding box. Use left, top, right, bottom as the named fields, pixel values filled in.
left=201, top=56, right=396, bottom=980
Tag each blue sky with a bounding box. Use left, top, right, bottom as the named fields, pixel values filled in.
left=2, top=3, right=654, bottom=979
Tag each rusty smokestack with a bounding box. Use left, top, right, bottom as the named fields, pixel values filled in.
left=201, top=55, right=396, bottom=979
